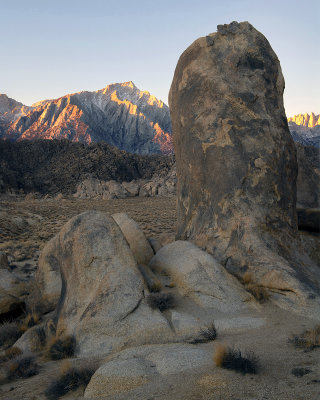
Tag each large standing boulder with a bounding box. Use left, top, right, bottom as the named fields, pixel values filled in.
left=52, top=211, right=173, bottom=356
left=169, top=21, right=320, bottom=315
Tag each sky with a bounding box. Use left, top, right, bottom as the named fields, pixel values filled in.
left=0, top=0, right=319, bottom=117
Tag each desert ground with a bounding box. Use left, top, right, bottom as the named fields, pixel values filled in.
left=0, top=195, right=319, bottom=400
left=0, top=196, right=176, bottom=274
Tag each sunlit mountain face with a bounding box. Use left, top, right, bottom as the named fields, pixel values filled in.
left=287, top=113, right=320, bottom=148
left=1, top=87, right=318, bottom=152
left=288, top=112, right=320, bottom=128
left=0, top=82, right=173, bottom=155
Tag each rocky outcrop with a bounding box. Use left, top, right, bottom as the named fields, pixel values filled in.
left=112, top=213, right=154, bottom=265
left=296, top=143, right=320, bottom=208
left=0, top=139, right=175, bottom=195
left=84, top=343, right=213, bottom=399
left=2, top=82, right=173, bottom=154
left=74, top=166, right=177, bottom=199
left=34, top=235, right=62, bottom=313
left=169, top=21, right=320, bottom=315
left=49, top=211, right=174, bottom=356
left=0, top=269, right=29, bottom=317
left=149, top=241, right=251, bottom=311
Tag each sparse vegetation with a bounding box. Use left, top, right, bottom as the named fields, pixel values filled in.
left=7, top=355, right=39, bottom=379
left=35, top=326, right=47, bottom=347
left=289, top=325, right=320, bottom=350
left=190, top=322, right=217, bottom=344
left=291, top=367, right=311, bottom=377
left=0, top=347, right=23, bottom=363
left=0, top=321, right=23, bottom=348
left=149, top=280, right=162, bottom=293
left=241, top=272, right=270, bottom=303
left=49, top=336, right=76, bottom=360
left=45, top=364, right=95, bottom=400
left=20, top=312, right=40, bottom=332
left=147, top=292, right=175, bottom=312
left=214, top=344, right=259, bottom=374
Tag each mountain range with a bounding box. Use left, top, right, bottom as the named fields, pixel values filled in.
left=0, top=84, right=319, bottom=151
left=0, top=82, right=172, bottom=154
left=288, top=113, right=320, bottom=148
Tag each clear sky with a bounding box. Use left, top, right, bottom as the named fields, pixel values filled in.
left=1, top=0, right=319, bottom=116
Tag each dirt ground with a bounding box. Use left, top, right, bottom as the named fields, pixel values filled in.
left=0, top=196, right=176, bottom=270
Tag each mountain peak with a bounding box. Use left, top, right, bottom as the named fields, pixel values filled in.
left=288, top=112, right=320, bottom=128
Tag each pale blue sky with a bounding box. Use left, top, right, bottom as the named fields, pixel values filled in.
left=1, top=0, right=319, bottom=116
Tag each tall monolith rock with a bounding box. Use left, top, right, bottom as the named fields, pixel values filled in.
left=169, top=21, right=320, bottom=316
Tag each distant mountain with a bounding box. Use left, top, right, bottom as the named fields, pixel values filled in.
left=287, top=113, right=320, bottom=148
left=288, top=112, right=320, bottom=128
left=1, top=89, right=318, bottom=152
left=0, top=82, right=172, bottom=154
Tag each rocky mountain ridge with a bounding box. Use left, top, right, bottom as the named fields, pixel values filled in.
left=0, top=82, right=173, bottom=154
left=1, top=86, right=319, bottom=153
left=288, top=112, right=320, bottom=128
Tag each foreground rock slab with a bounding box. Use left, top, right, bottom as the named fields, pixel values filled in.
left=169, top=21, right=320, bottom=316
left=84, top=343, right=213, bottom=399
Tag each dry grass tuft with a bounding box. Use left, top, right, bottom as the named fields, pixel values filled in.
left=213, top=344, right=259, bottom=374
left=45, top=365, right=95, bottom=400
left=240, top=272, right=270, bottom=303
left=20, top=312, right=40, bottom=332
left=7, top=354, right=39, bottom=380
left=289, top=325, right=320, bottom=350
left=242, top=272, right=253, bottom=285
left=213, top=344, right=228, bottom=367
left=190, top=322, right=217, bottom=344
left=48, top=335, right=76, bottom=360
left=246, top=284, right=270, bottom=303
left=0, top=347, right=23, bottom=363
left=150, top=280, right=162, bottom=293
left=147, top=292, right=175, bottom=312
left=0, top=321, right=23, bottom=348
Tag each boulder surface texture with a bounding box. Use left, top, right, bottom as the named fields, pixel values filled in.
left=169, top=21, right=320, bottom=315
left=52, top=211, right=173, bottom=356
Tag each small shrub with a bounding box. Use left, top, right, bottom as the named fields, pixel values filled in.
left=7, top=355, right=39, bottom=379
left=241, top=272, right=270, bottom=303
left=190, top=322, right=217, bottom=344
left=291, top=367, right=311, bottom=377
left=147, top=292, right=175, bottom=312
left=200, top=323, right=217, bottom=341
left=49, top=336, right=76, bottom=360
left=0, top=322, right=23, bottom=348
left=246, top=284, right=270, bottom=303
left=213, top=344, right=259, bottom=374
left=20, top=313, right=40, bottom=332
left=0, top=347, right=23, bottom=363
left=45, top=365, right=95, bottom=400
left=35, top=326, right=47, bottom=347
left=289, top=325, right=320, bottom=350
left=150, top=280, right=162, bottom=293
left=242, top=272, right=253, bottom=285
